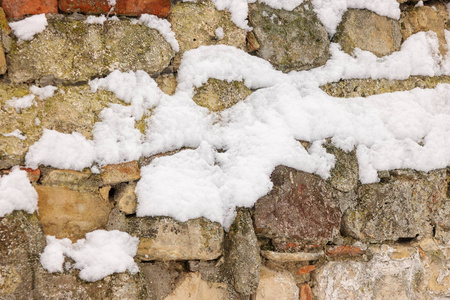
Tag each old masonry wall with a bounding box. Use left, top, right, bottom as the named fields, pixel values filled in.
left=1, top=0, right=450, bottom=299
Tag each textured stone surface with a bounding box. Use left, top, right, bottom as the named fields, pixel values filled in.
left=156, top=73, right=177, bottom=96
left=256, top=266, right=299, bottom=300
left=115, top=182, right=137, bottom=215
left=334, top=9, right=402, bottom=57
left=36, top=185, right=111, bottom=242
left=300, top=284, right=312, bottom=300
left=168, top=1, right=246, bottom=68
left=261, top=250, right=324, bottom=262
left=140, top=261, right=183, bottom=300
left=0, top=44, right=5, bottom=74
left=321, top=76, right=450, bottom=98
left=40, top=168, right=99, bottom=190
left=1, top=167, right=40, bottom=181
left=255, top=166, right=341, bottom=244
left=101, top=161, right=141, bottom=185
left=193, top=79, right=252, bottom=112
left=325, top=143, right=358, bottom=192
left=312, top=245, right=424, bottom=299
left=165, top=272, right=229, bottom=300
left=225, top=208, right=260, bottom=295
left=108, top=213, right=224, bottom=261
left=59, top=0, right=171, bottom=18
left=2, top=0, right=58, bottom=19
left=400, top=2, right=448, bottom=55
left=8, top=17, right=174, bottom=83
left=342, top=169, right=447, bottom=242
left=248, top=2, right=329, bottom=72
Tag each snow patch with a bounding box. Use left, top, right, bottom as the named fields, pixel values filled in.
left=3, top=129, right=27, bottom=140
left=30, top=85, right=57, bottom=100
left=134, top=14, right=180, bottom=52
left=10, top=14, right=48, bottom=41
left=6, top=94, right=36, bottom=112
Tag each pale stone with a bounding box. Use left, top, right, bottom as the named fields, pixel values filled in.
left=168, top=0, right=246, bottom=68
left=325, top=142, right=358, bottom=192
left=0, top=44, right=5, bottom=74
left=41, top=169, right=91, bottom=187
left=115, top=182, right=137, bottom=215
left=35, top=186, right=111, bottom=242
left=261, top=250, right=324, bottom=262
left=334, top=9, right=402, bottom=57
left=256, top=266, right=299, bottom=300
left=193, top=79, right=252, bottom=112
left=156, top=74, right=177, bottom=96
left=101, top=161, right=141, bottom=185
left=164, top=272, right=229, bottom=300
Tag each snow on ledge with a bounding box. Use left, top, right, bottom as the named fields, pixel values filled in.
left=10, top=14, right=48, bottom=42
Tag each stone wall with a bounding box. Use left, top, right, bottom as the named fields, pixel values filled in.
left=1, top=0, right=450, bottom=299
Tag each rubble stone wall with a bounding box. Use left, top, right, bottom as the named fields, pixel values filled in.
left=1, top=0, right=449, bottom=299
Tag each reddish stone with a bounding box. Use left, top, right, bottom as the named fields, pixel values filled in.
left=297, top=265, right=315, bottom=275
left=326, top=245, right=364, bottom=257
left=254, top=166, right=341, bottom=245
left=300, top=284, right=312, bottom=300
left=1, top=167, right=40, bottom=182
left=2, top=0, right=57, bottom=19
left=59, top=0, right=171, bottom=18
left=101, top=160, right=141, bottom=185
left=272, top=240, right=323, bottom=252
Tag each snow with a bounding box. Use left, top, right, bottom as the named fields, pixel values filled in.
left=215, top=27, right=225, bottom=40
left=107, top=0, right=117, bottom=7
left=0, top=167, right=38, bottom=217
left=134, top=14, right=179, bottom=52
left=23, top=30, right=450, bottom=228
left=9, top=14, right=48, bottom=42
left=40, top=230, right=139, bottom=282
left=3, top=129, right=26, bottom=140
left=84, top=15, right=119, bottom=24
left=30, top=85, right=57, bottom=99
left=6, top=94, right=36, bottom=112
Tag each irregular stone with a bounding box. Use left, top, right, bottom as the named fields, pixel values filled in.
left=1, top=167, right=40, bottom=182
left=261, top=250, right=324, bottom=263
left=108, top=215, right=224, bottom=261
left=300, top=284, right=312, bottom=300
left=0, top=8, right=10, bottom=34
left=256, top=266, right=299, bottom=300
left=248, top=2, right=329, bottom=72
left=325, top=143, right=358, bottom=192
left=0, top=211, right=46, bottom=299
left=59, top=0, right=171, bottom=18
left=225, top=208, right=260, bottom=295
left=193, top=79, right=252, bottom=112
left=101, top=161, right=141, bottom=185
left=430, top=169, right=450, bottom=230
left=254, top=166, right=341, bottom=245
left=2, top=0, right=58, bottom=19
left=326, top=245, right=365, bottom=257
left=334, top=9, right=402, bottom=57
left=140, top=261, right=183, bottom=300
left=246, top=31, right=260, bottom=52
left=342, top=169, right=447, bottom=242
left=156, top=73, right=177, bottom=96
left=8, top=17, right=174, bottom=83
left=320, top=76, right=450, bottom=98
left=312, top=245, right=425, bottom=299
left=165, top=272, right=229, bottom=300
left=400, top=2, right=448, bottom=55
left=297, top=265, right=316, bottom=275
left=40, top=169, right=94, bottom=189
left=114, top=182, right=137, bottom=215
left=0, top=44, right=5, bottom=74
left=35, top=185, right=111, bottom=242
left=168, top=1, right=246, bottom=68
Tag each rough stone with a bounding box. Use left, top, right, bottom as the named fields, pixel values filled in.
left=297, top=265, right=316, bottom=275
left=40, top=168, right=101, bottom=191
left=101, top=161, right=141, bottom=185
left=1, top=167, right=40, bottom=181
left=8, top=17, right=174, bottom=83
left=256, top=266, right=299, bottom=300
left=312, top=245, right=424, bottom=299
left=2, top=0, right=58, bottom=19
left=140, top=261, right=183, bottom=300
left=156, top=73, right=177, bottom=96
left=400, top=2, right=448, bottom=55
left=248, top=1, right=330, bottom=72
left=254, top=166, right=341, bottom=245
left=193, top=79, right=252, bottom=112
left=320, top=76, right=450, bottom=98
left=108, top=214, right=224, bottom=261
left=334, top=9, right=402, bottom=57
left=35, top=185, right=112, bottom=242
left=114, top=182, right=138, bottom=215
left=0, top=8, right=10, bottom=34
left=342, top=169, right=447, bottom=242
left=325, top=142, right=358, bottom=192
left=59, top=0, right=171, bottom=18
left=164, top=272, right=229, bottom=300
left=300, top=284, right=312, bottom=300
left=0, top=44, right=5, bottom=74
left=168, top=1, right=246, bottom=68
left=261, top=250, right=324, bottom=263
left=225, top=208, right=260, bottom=295
left=326, top=245, right=365, bottom=257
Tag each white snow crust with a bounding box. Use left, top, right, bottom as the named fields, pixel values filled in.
left=0, top=167, right=38, bottom=217
left=30, top=85, right=57, bottom=99
left=134, top=14, right=180, bottom=52
left=3, top=129, right=27, bottom=140
left=6, top=94, right=36, bottom=112
left=9, top=14, right=48, bottom=41
left=40, top=230, right=139, bottom=282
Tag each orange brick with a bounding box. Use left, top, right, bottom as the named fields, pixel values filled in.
left=101, top=161, right=140, bottom=185
left=326, top=245, right=364, bottom=257
left=2, top=0, right=57, bottom=19
left=297, top=265, right=316, bottom=275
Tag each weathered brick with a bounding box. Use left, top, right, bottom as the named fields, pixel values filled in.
left=326, top=245, right=364, bottom=257
left=59, top=0, right=171, bottom=18
left=297, top=265, right=316, bottom=275
left=2, top=0, right=57, bottom=19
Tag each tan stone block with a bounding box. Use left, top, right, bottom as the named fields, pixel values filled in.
left=261, top=250, right=324, bottom=262
left=115, top=183, right=137, bottom=215
left=101, top=161, right=140, bottom=185
left=256, top=266, right=299, bottom=300
left=164, top=272, right=229, bottom=300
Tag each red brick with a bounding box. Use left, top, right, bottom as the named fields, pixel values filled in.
left=326, top=245, right=364, bottom=257
left=59, top=0, right=171, bottom=18
left=297, top=265, right=315, bottom=275
left=2, top=0, right=57, bottom=19
left=300, top=284, right=312, bottom=300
